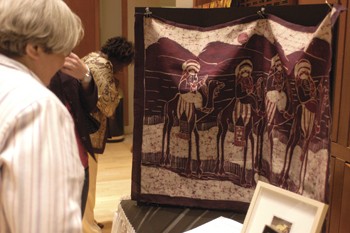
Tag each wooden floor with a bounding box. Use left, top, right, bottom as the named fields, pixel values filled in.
left=95, top=134, right=133, bottom=233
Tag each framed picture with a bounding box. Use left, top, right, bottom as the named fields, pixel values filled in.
left=262, top=225, right=279, bottom=233
left=194, top=0, right=232, bottom=8
left=241, top=181, right=328, bottom=233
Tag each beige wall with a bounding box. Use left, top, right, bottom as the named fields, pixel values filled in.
left=160, top=0, right=176, bottom=6
left=176, top=0, right=193, bottom=7
left=125, top=0, right=165, bottom=133
left=100, top=0, right=193, bottom=133
left=99, top=0, right=165, bottom=133
left=100, top=0, right=122, bottom=45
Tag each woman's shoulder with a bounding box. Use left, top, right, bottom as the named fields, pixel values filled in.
left=0, top=75, right=72, bottom=136
left=83, top=52, right=112, bottom=74
left=82, top=52, right=109, bottom=65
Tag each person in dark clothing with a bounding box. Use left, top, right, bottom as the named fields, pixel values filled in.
left=48, top=52, right=99, bottom=216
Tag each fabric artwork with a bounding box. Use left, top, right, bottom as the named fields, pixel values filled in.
left=132, top=6, right=342, bottom=211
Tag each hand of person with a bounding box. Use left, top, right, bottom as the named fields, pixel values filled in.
left=61, top=52, right=90, bottom=82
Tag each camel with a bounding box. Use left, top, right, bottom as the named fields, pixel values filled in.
left=279, top=59, right=320, bottom=193
left=215, top=59, right=259, bottom=187
left=215, top=90, right=260, bottom=186
left=160, top=79, right=225, bottom=176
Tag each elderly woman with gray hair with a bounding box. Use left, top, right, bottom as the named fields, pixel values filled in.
left=0, top=0, right=85, bottom=232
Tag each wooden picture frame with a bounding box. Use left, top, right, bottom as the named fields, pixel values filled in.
left=194, top=0, right=232, bottom=8
left=241, top=181, right=328, bottom=233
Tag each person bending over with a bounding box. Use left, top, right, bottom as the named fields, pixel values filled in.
left=82, top=36, right=135, bottom=233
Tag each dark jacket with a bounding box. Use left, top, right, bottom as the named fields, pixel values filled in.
left=49, top=71, right=98, bottom=160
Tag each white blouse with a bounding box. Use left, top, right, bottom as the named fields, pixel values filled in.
left=0, top=54, right=84, bottom=233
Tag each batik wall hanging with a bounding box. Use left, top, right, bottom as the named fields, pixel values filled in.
left=132, top=5, right=342, bottom=212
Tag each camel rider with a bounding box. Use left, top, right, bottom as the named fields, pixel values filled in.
left=177, top=59, right=207, bottom=139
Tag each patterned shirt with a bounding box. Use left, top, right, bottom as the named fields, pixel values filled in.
left=0, top=54, right=84, bottom=233
left=82, top=52, right=121, bottom=153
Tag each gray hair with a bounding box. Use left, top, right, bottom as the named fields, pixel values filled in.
left=0, top=0, right=84, bottom=57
